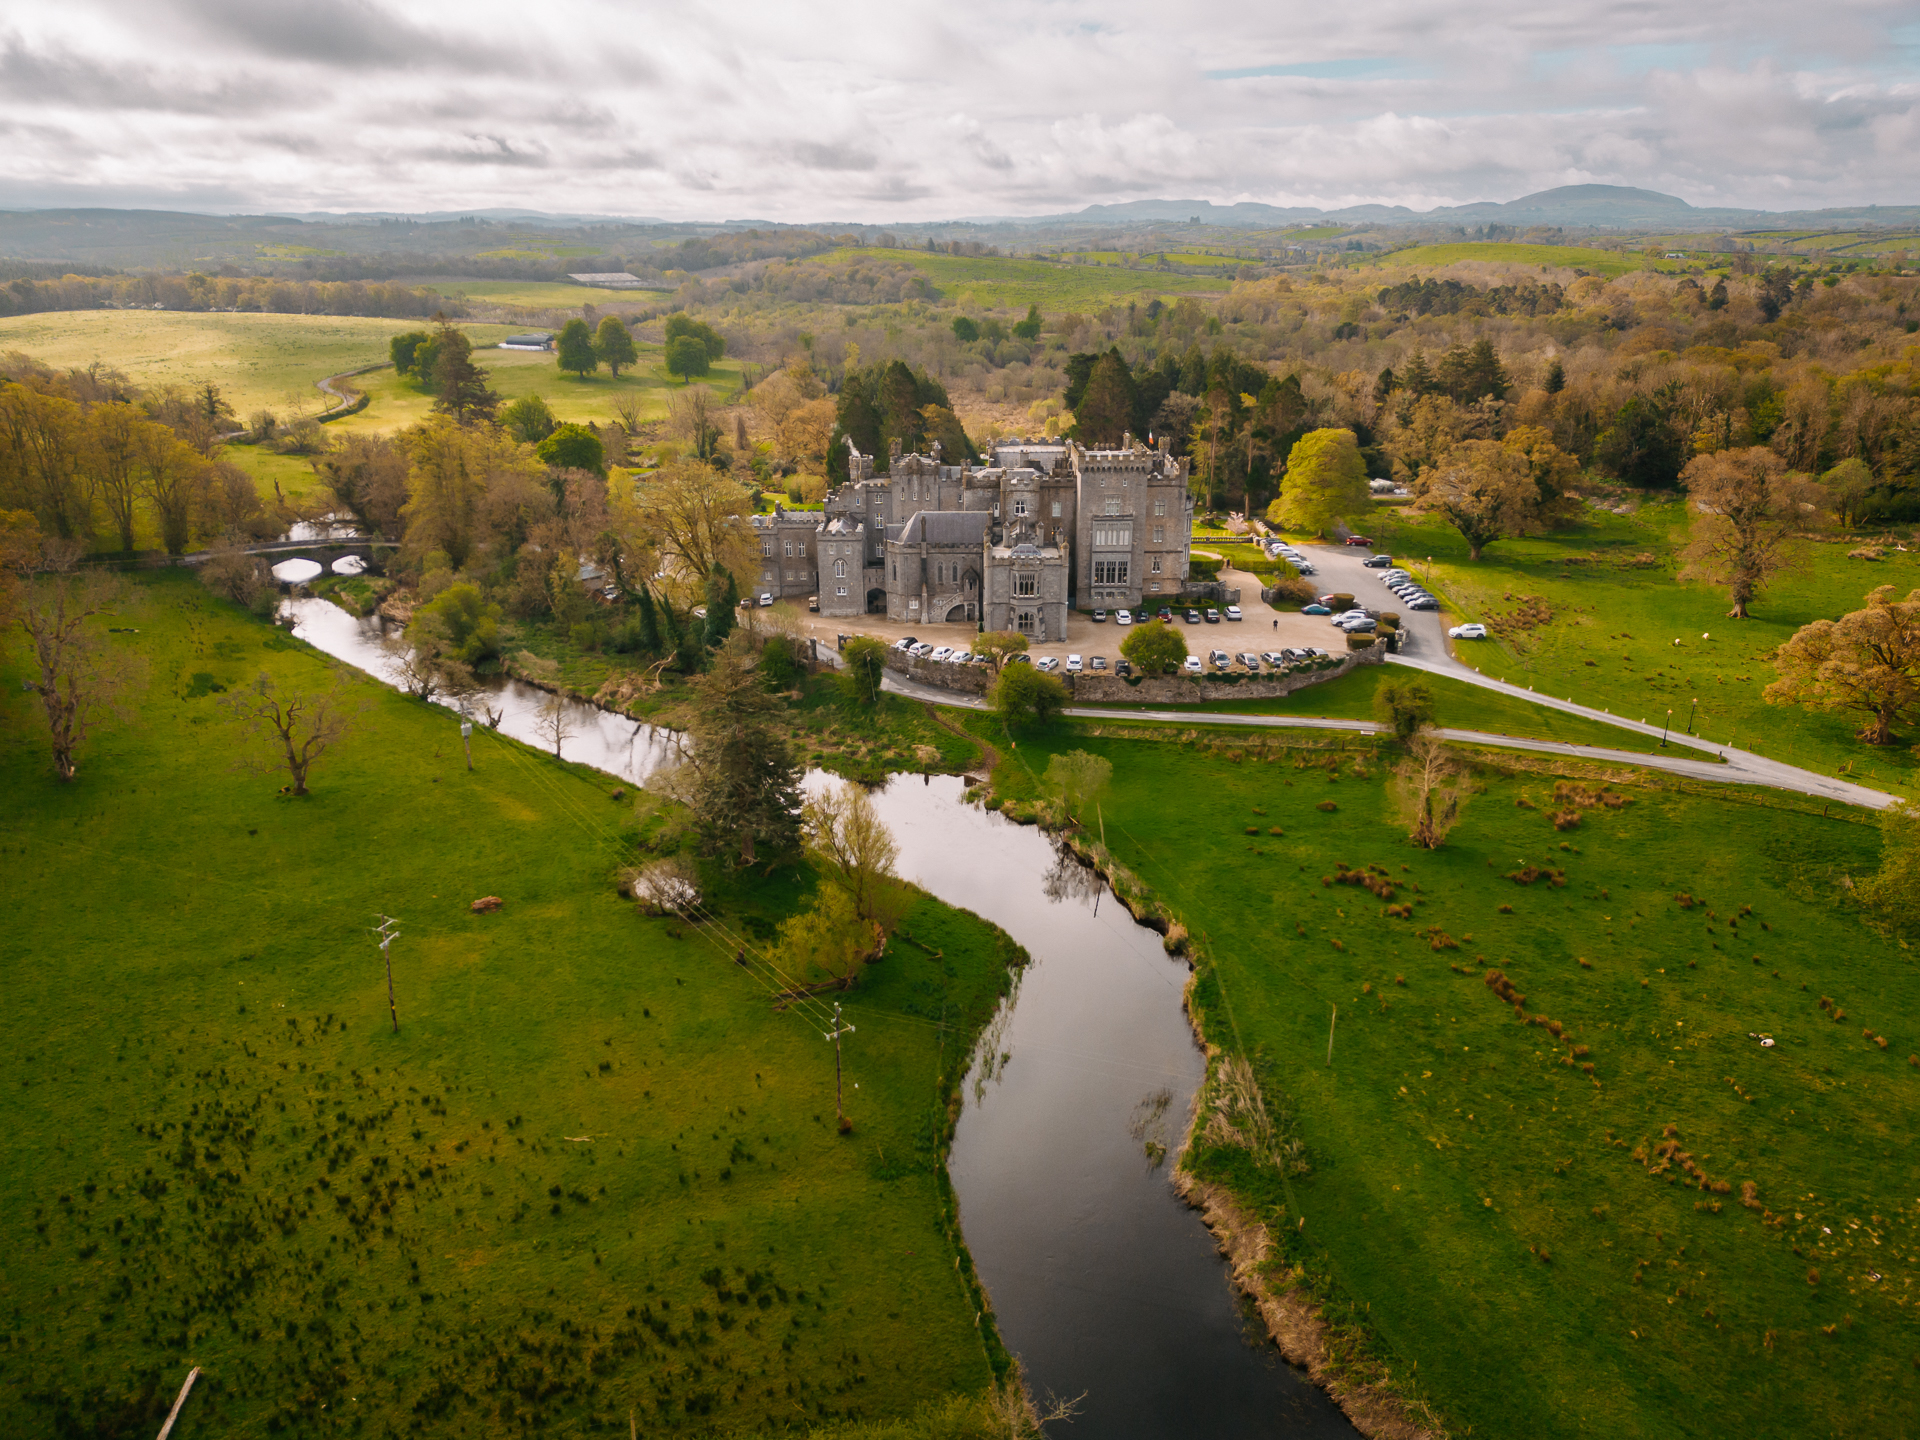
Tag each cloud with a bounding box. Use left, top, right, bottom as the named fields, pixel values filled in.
left=0, top=0, right=1914, bottom=219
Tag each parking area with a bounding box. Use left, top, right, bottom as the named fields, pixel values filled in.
left=768, top=537, right=1461, bottom=675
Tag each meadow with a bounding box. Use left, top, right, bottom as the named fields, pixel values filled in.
left=1357, top=504, right=1920, bottom=794
left=0, top=312, right=518, bottom=419
left=0, top=572, right=1023, bottom=1438
left=978, top=717, right=1920, bottom=1438
left=821, top=249, right=1233, bottom=312
left=441, top=281, right=670, bottom=312
left=1376, top=243, right=1650, bottom=278
left=331, top=348, right=746, bottom=437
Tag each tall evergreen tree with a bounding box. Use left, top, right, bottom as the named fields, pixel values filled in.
left=680, top=633, right=804, bottom=865
left=704, top=567, right=738, bottom=648
left=429, top=323, right=500, bottom=421
left=1072, top=349, right=1137, bottom=445
left=556, top=318, right=599, bottom=379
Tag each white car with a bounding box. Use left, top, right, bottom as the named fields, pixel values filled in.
left=910, top=642, right=934, bottom=658
left=1449, top=623, right=1489, bottom=640
left=1224, top=605, right=1243, bottom=621
left=758, top=592, right=774, bottom=607
left=950, top=650, right=972, bottom=664
left=1182, top=655, right=1203, bottom=674
left=929, top=646, right=954, bottom=663
left=1115, top=609, right=1133, bottom=626
left=1065, top=654, right=1084, bottom=673
left=1035, top=656, right=1061, bottom=672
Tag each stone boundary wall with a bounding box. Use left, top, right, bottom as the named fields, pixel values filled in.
left=878, top=642, right=1383, bottom=703
left=1068, top=645, right=1383, bottom=704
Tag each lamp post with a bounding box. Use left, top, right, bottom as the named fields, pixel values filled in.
left=1661, top=708, right=1672, bottom=748
left=1686, top=697, right=1698, bottom=736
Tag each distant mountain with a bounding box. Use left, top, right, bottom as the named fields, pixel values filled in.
left=1013, top=184, right=1920, bottom=232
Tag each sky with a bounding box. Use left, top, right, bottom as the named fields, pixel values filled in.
left=1, top=0, right=1917, bottom=221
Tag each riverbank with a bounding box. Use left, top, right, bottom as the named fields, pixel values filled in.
left=0, top=571, right=1027, bottom=1437
left=966, top=709, right=1918, bottom=1437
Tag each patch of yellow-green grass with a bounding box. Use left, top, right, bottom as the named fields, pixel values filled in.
left=440, top=279, right=667, bottom=311
left=0, top=312, right=516, bottom=418
left=1283, top=226, right=1351, bottom=240
left=331, top=348, right=746, bottom=435
left=818, top=248, right=1232, bottom=312
left=222, top=442, right=325, bottom=505
left=1381, top=243, right=1647, bottom=278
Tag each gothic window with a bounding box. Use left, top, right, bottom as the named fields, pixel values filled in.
left=1013, top=497, right=1030, bottom=517
left=834, top=560, right=847, bottom=578
left=1051, top=500, right=1062, bottom=517
left=1015, top=573, right=1037, bottom=597
left=1092, top=559, right=1129, bottom=585
left=1104, top=498, right=1120, bottom=516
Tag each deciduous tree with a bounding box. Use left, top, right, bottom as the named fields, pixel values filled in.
left=1766, top=586, right=1920, bottom=744
left=593, top=315, right=639, bottom=377
left=1391, top=731, right=1470, bottom=849
left=838, top=635, right=888, bottom=706
left=1270, top=428, right=1370, bottom=537
left=1679, top=446, right=1826, bottom=618
left=990, top=661, right=1067, bottom=728
left=974, top=630, right=1029, bottom=670
left=220, top=671, right=359, bottom=795
left=6, top=534, right=138, bottom=782
left=1043, top=749, right=1111, bottom=827
left=801, top=780, right=906, bottom=927
left=556, top=319, right=599, bottom=379
left=1120, top=618, right=1186, bottom=674
left=1422, top=440, right=1545, bottom=560
left=499, top=394, right=557, bottom=445
left=535, top=422, right=605, bottom=476
left=1373, top=677, right=1435, bottom=742
left=630, top=458, right=755, bottom=586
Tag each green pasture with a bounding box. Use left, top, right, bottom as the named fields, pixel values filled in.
left=821, top=248, right=1232, bottom=312
left=1089, top=662, right=1679, bottom=756
left=1284, top=227, right=1351, bottom=241
left=443, top=280, right=667, bottom=312
left=223, top=443, right=327, bottom=507
left=1378, top=243, right=1647, bottom=278
left=0, top=573, right=1019, bottom=1438
left=331, top=348, right=745, bottom=436
left=978, top=718, right=1919, bottom=1438
left=1363, top=505, right=1920, bottom=794
left=0, top=312, right=516, bottom=420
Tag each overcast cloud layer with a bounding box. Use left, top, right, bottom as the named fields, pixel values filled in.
left=2, top=0, right=1917, bottom=220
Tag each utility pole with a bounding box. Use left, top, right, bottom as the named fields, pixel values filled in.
left=375, top=915, right=400, bottom=1033
left=824, top=1002, right=855, bottom=1133
left=460, top=709, right=474, bottom=771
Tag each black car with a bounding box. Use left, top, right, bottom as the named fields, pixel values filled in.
left=1362, top=554, right=1394, bottom=569
left=1115, top=658, right=1133, bottom=676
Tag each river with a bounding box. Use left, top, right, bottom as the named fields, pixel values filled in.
left=284, top=596, right=1356, bottom=1438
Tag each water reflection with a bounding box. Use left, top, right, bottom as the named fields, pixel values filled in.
left=1040, top=841, right=1105, bottom=907
left=279, top=514, right=364, bottom=543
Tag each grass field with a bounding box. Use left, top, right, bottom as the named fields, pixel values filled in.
left=222, top=443, right=327, bottom=507
left=0, top=313, right=517, bottom=420
left=441, top=281, right=670, bottom=312
left=1362, top=505, right=1920, bottom=794
left=1090, top=663, right=1681, bottom=756
left=1379, top=243, right=1649, bottom=278
left=332, top=349, right=746, bottom=436
left=823, top=248, right=1233, bottom=312
left=0, top=572, right=1022, bottom=1438
left=978, top=718, right=1919, bottom=1438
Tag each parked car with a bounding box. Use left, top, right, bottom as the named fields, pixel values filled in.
left=1035, top=655, right=1061, bottom=672
left=1115, top=609, right=1133, bottom=626
left=1343, top=535, right=1374, bottom=547
left=1409, top=597, right=1439, bottom=611
left=1340, top=617, right=1378, bottom=633
left=1185, top=608, right=1202, bottom=624
left=1204, top=608, right=1220, bottom=623
left=808, top=595, right=819, bottom=612
left=1157, top=607, right=1174, bottom=622
left=910, top=642, right=934, bottom=658
left=929, top=646, right=954, bottom=663
left=1092, top=609, right=1107, bottom=623
left=1091, top=655, right=1107, bottom=671
left=1361, top=555, right=1393, bottom=569
left=1208, top=650, right=1231, bottom=669
left=1182, top=655, right=1203, bottom=674
left=1449, top=622, right=1489, bottom=639
left=1224, top=605, right=1242, bottom=621
left=1237, top=652, right=1261, bottom=670
left=1302, top=603, right=1331, bottom=615
left=1293, top=561, right=1316, bottom=575
left=892, top=637, right=917, bottom=651
left=1007, top=652, right=1033, bottom=665
left=1065, top=654, right=1083, bottom=673
left=1115, top=658, right=1133, bottom=676
left=1262, top=651, right=1287, bottom=666
left=951, top=651, right=973, bottom=664
left=759, top=591, right=775, bottom=606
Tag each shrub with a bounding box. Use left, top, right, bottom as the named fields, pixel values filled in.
left=1347, top=633, right=1376, bottom=650
left=1316, top=800, right=1338, bottom=811
left=1550, top=809, right=1582, bottom=830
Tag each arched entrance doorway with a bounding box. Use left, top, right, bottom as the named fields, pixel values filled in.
left=865, top=587, right=886, bottom=614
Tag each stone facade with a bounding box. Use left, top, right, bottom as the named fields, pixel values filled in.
left=749, top=509, right=820, bottom=600
left=810, top=434, right=1192, bottom=628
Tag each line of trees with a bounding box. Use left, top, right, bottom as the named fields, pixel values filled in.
left=0, top=272, right=468, bottom=319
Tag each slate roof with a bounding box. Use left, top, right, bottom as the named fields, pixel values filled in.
left=897, top=510, right=992, bottom=545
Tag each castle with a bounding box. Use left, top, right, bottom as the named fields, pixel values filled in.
left=751, top=436, right=1194, bottom=642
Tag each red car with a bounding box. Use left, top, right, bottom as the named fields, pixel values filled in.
left=1343, top=535, right=1374, bottom=547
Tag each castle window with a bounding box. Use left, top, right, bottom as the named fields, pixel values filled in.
left=1015, top=573, right=1037, bottom=597
left=1051, top=501, right=1062, bottom=518
left=836, top=586, right=848, bottom=596
left=1151, top=556, right=1163, bottom=574
left=1093, top=559, right=1129, bottom=586
left=833, top=560, right=846, bottom=578
left=1153, top=526, right=1165, bottom=544
left=1153, top=498, right=1167, bottom=517
left=784, top=541, right=793, bottom=558
left=1104, top=499, right=1120, bottom=516
left=1013, top=498, right=1030, bottom=517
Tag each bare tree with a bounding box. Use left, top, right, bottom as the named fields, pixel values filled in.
left=221, top=672, right=359, bottom=795
left=381, top=615, right=471, bottom=702
left=1421, top=440, right=1545, bottom=561
left=1680, top=446, right=1827, bottom=618
left=623, top=855, right=702, bottom=915
left=534, top=691, right=576, bottom=758
left=1391, top=731, right=1472, bottom=849
left=6, top=536, right=139, bottom=781
left=801, top=781, right=906, bottom=925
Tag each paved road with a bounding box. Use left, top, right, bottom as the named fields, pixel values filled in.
left=873, top=665, right=1896, bottom=811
